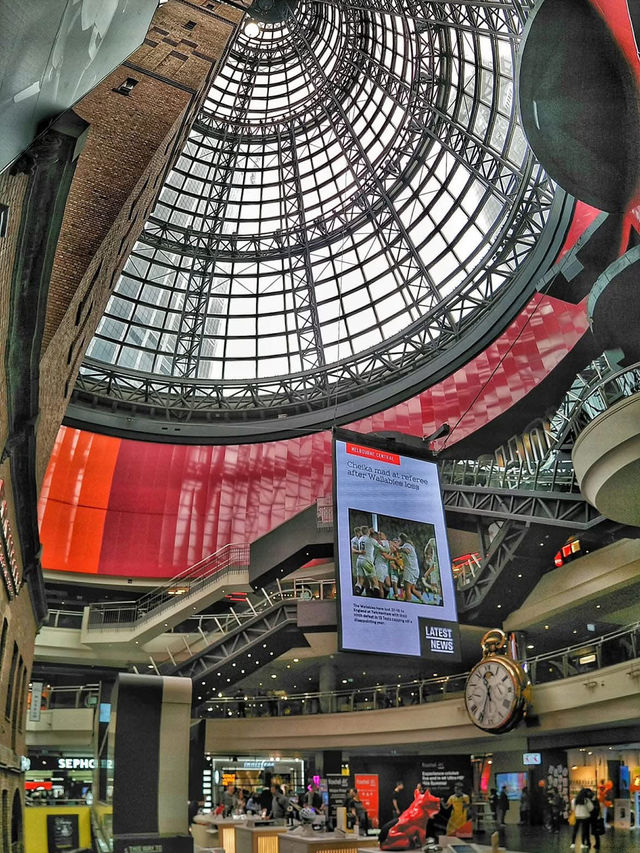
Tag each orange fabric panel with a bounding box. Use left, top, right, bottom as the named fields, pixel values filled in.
left=39, top=427, right=121, bottom=574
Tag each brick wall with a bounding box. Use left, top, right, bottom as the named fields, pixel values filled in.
left=37, top=0, right=241, bottom=487
left=0, top=171, right=29, bottom=453
left=0, top=488, right=37, bottom=851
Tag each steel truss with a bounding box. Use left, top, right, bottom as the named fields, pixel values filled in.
left=457, top=518, right=529, bottom=613
left=442, top=485, right=604, bottom=529
left=73, top=0, right=567, bottom=438
left=166, top=600, right=299, bottom=682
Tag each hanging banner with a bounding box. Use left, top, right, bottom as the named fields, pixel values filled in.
left=333, top=428, right=460, bottom=660
left=29, top=682, right=43, bottom=722
left=355, top=773, right=379, bottom=828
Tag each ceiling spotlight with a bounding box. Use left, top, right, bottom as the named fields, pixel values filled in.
left=244, top=18, right=261, bottom=38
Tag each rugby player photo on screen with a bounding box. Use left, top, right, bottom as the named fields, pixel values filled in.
left=348, top=508, right=443, bottom=605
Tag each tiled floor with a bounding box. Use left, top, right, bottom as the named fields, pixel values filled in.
left=472, top=824, right=640, bottom=852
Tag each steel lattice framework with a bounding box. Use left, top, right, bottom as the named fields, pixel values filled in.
left=71, top=0, right=572, bottom=441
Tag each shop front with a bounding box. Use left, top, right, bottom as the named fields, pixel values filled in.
left=25, top=751, right=94, bottom=804
left=206, top=756, right=305, bottom=812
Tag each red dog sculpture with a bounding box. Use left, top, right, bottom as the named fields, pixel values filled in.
left=379, top=788, right=442, bottom=850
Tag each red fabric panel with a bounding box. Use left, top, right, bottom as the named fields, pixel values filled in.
left=38, top=427, right=121, bottom=573
left=39, top=294, right=589, bottom=578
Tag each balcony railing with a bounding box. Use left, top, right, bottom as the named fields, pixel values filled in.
left=28, top=683, right=100, bottom=712
left=42, top=609, right=84, bottom=629
left=200, top=620, right=640, bottom=718
left=143, top=577, right=337, bottom=670
left=86, top=543, right=250, bottom=629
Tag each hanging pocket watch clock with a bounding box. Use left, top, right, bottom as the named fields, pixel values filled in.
left=465, top=628, right=532, bottom=734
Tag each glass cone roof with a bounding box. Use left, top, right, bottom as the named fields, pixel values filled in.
left=72, top=0, right=571, bottom=442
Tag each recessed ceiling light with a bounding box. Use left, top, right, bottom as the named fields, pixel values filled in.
left=271, top=674, right=277, bottom=679
left=293, top=658, right=299, bottom=662
left=544, top=625, right=550, bottom=630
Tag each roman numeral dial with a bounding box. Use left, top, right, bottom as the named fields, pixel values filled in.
left=464, top=630, right=532, bottom=734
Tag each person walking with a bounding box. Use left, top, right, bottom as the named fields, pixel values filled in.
left=586, top=790, right=604, bottom=852
left=518, top=786, right=530, bottom=825
left=570, top=787, right=593, bottom=849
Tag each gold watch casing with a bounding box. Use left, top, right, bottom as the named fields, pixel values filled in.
left=464, top=629, right=532, bottom=734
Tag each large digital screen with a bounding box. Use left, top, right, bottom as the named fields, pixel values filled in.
left=496, top=772, right=528, bottom=800
left=333, top=429, right=460, bottom=659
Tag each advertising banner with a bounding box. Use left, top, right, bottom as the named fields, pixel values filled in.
left=333, top=429, right=460, bottom=659
left=354, top=774, right=379, bottom=828
left=29, top=681, right=43, bottom=722
left=420, top=757, right=472, bottom=799
left=326, top=773, right=351, bottom=824
left=47, top=813, right=79, bottom=852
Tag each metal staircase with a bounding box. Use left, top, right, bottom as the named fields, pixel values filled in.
left=82, top=543, right=251, bottom=644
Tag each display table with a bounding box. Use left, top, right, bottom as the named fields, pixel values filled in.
left=279, top=831, right=378, bottom=853
left=236, top=822, right=290, bottom=853
left=194, top=816, right=244, bottom=853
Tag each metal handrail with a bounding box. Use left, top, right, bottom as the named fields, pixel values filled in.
left=86, top=543, right=250, bottom=629
left=30, top=621, right=639, bottom=719
left=143, top=578, right=337, bottom=670
left=201, top=620, right=640, bottom=718
left=28, top=683, right=100, bottom=711
left=43, top=609, right=85, bottom=629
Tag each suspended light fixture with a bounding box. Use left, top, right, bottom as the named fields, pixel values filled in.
left=243, top=18, right=261, bottom=38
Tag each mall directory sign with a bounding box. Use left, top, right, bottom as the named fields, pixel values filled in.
left=333, top=428, right=460, bottom=659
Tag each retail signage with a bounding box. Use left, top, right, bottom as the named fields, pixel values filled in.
left=30, top=754, right=95, bottom=771
left=47, top=813, right=79, bottom=853
left=333, top=428, right=459, bottom=658
left=354, top=774, right=379, bottom=828
left=326, top=773, right=350, bottom=824
left=420, top=757, right=472, bottom=798
left=58, top=757, right=96, bottom=769
left=523, top=752, right=541, bottom=765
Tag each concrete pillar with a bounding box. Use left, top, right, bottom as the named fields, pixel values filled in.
left=319, top=660, right=337, bottom=713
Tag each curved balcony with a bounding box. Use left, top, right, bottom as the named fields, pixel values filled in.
left=202, top=620, right=639, bottom=720
left=572, top=363, right=640, bottom=525
left=203, top=623, right=640, bottom=755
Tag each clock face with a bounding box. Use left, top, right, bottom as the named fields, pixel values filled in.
left=465, top=659, right=520, bottom=732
